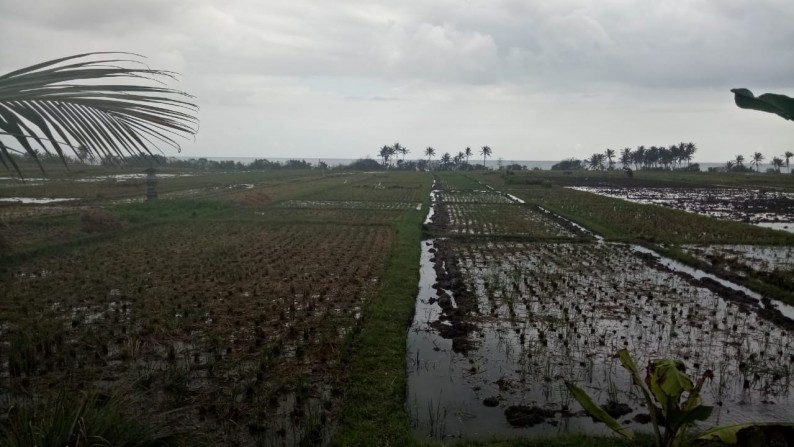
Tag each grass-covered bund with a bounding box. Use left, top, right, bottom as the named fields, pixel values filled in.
left=1, top=165, right=792, bottom=446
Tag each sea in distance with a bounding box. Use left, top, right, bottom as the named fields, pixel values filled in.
left=182, top=157, right=727, bottom=171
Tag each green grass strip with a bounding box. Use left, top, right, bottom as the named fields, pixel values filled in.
left=331, top=206, right=423, bottom=446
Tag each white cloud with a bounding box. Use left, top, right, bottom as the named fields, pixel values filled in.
left=0, top=0, right=792, bottom=162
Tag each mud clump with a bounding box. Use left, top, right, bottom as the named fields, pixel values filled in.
left=602, top=400, right=632, bottom=419
left=633, top=413, right=652, bottom=424
left=428, top=319, right=476, bottom=354
left=426, top=239, right=479, bottom=353
left=504, top=405, right=555, bottom=427
left=483, top=396, right=499, bottom=407
left=735, top=424, right=794, bottom=447
left=426, top=194, right=450, bottom=231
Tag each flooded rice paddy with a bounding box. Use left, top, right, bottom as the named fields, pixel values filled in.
left=684, top=245, right=794, bottom=274
left=408, top=180, right=794, bottom=441
left=568, top=186, right=794, bottom=232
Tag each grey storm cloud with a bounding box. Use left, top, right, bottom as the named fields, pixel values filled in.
left=1, top=0, right=792, bottom=160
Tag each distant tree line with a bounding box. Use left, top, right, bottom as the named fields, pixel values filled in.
left=10, top=141, right=501, bottom=173
left=552, top=142, right=698, bottom=171
left=7, top=150, right=325, bottom=171
left=377, top=142, right=494, bottom=171
left=719, top=151, right=793, bottom=173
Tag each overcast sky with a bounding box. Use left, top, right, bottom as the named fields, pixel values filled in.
left=1, top=0, right=793, bottom=162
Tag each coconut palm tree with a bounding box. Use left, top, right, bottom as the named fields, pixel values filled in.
left=785, top=151, right=793, bottom=173
left=453, top=152, right=462, bottom=169
left=378, top=144, right=394, bottom=168
left=604, top=148, right=615, bottom=170
left=464, top=147, right=473, bottom=165
left=751, top=152, right=764, bottom=172
left=631, top=145, right=646, bottom=170
left=480, top=146, right=492, bottom=167
left=771, top=157, right=784, bottom=173
left=425, top=146, right=435, bottom=164
left=393, top=142, right=408, bottom=162
left=378, top=144, right=391, bottom=167
left=0, top=52, right=198, bottom=177
left=440, top=152, right=452, bottom=169
left=735, top=154, right=745, bottom=168
left=619, top=148, right=632, bottom=169
left=684, top=142, right=697, bottom=167
left=725, top=160, right=735, bottom=171
left=587, top=153, right=605, bottom=171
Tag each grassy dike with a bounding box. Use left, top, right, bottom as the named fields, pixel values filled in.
left=331, top=203, right=425, bottom=446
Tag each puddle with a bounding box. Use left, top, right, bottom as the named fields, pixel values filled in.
left=505, top=193, right=525, bottom=204
left=424, top=191, right=438, bottom=225
left=756, top=222, right=793, bottom=232
left=75, top=173, right=193, bottom=182
left=0, top=197, right=78, bottom=204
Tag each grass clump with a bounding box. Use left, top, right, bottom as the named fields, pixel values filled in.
left=0, top=392, right=189, bottom=447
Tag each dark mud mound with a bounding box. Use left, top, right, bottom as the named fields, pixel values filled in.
left=426, top=240, right=480, bottom=354
left=602, top=401, right=632, bottom=419
left=504, top=405, right=555, bottom=427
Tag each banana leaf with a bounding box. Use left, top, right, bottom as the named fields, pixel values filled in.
left=564, top=381, right=634, bottom=441
left=732, top=88, right=794, bottom=122
left=695, top=423, right=794, bottom=445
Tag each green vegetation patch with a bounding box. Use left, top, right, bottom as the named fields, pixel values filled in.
left=307, top=172, right=428, bottom=202
left=434, top=171, right=487, bottom=190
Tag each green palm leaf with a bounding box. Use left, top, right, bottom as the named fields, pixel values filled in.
left=0, top=52, right=198, bottom=177
left=731, top=88, right=794, bottom=122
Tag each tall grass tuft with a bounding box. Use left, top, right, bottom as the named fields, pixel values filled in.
left=1, top=392, right=188, bottom=447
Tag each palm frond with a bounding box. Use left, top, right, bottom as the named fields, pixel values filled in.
left=0, top=52, right=199, bottom=177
